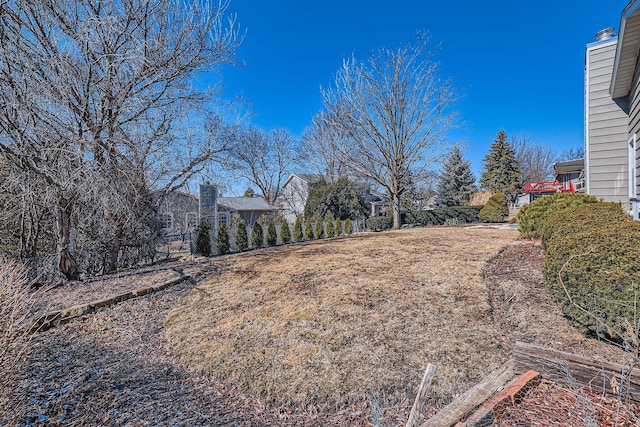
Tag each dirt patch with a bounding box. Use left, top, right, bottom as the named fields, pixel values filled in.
left=165, top=227, right=520, bottom=413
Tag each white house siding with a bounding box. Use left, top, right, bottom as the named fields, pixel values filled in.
left=586, top=38, right=630, bottom=208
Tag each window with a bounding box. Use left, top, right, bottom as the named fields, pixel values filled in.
left=160, top=213, right=173, bottom=229
left=629, top=134, right=637, bottom=199
left=185, top=212, right=198, bottom=230
left=218, top=212, right=229, bottom=227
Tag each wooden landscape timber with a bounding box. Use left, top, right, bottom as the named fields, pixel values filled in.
left=420, top=360, right=515, bottom=427
left=513, top=341, right=640, bottom=404
left=31, top=272, right=203, bottom=333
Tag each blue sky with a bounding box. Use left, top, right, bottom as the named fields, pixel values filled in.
left=215, top=1, right=629, bottom=183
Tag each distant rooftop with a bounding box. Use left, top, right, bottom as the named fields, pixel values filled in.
left=218, top=197, right=279, bottom=212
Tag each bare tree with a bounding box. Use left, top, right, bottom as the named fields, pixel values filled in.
left=298, top=111, right=350, bottom=183
left=557, top=146, right=585, bottom=162
left=227, top=126, right=296, bottom=204
left=320, top=34, right=457, bottom=229
left=511, top=134, right=557, bottom=184
left=0, top=0, right=241, bottom=278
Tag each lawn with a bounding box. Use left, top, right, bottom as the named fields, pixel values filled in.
left=165, top=226, right=519, bottom=413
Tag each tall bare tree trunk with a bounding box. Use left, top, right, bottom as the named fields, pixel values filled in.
left=392, top=194, right=401, bottom=230
left=55, top=201, right=78, bottom=281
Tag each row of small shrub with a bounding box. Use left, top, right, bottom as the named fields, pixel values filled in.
left=521, top=193, right=640, bottom=344
left=196, top=217, right=355, bottom=256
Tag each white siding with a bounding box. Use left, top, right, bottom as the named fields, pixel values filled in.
left=585, top=39, right=630, bottom=208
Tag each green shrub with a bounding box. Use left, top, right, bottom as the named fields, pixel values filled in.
left=366, top=216, right=393, bottom=231
left=304, top=218, right=313, bottom=240
left=543, top=203, right=640, bottom=343
left=251, top=223, right=264, bottom=248
left=516, top=192, right=599, bottom=239
left=401, top=206, right=482, bottom=226
left=314, top=219, right=324, bottom=239
left=335, top=217, right=342, bottom=236
left=344, top=218, right=353, bottom=235
left=479, top=192, right=508, bottom=223
left=280, top=221, right=291, bottom=244
left=325, top=214, right=335, bottom=237
left=444, top=217, right=459, bottom=226
left=266, top=221, right=277, bottom=246
left=196, top=224, right=211, bottom=256
left=216, top=224, right=230, bottom=255
left=540, top=202, right=627, bottom=249
left=236, top=221, right=248, bottom=251
left=293, top=216, right=303, bottom=242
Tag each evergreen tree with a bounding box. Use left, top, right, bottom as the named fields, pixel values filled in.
left=304, top=177, right=368, bottom=220
left=195, top=224, right=211, bottom=256
left=344, top=218, right=353, bottom=234
left=314, top=219, right=324, bottom=239
left=480, top=130, right=522, bottom=202
left=216, top=224, right=230, bottom=255
left=251, top=223, right=264, bottom=248
left=280, top=221, right=291, bottom=244
left=334, top=217, right=342, bottom=236
left=293, top=215, right=303, bottom=242
left=325, top=213, right=335, bottom=237
left=266, top=221, right=277, bottom=246
left=236, top=221, right=248, bottom=251
left=304, top=178, right=332, bottom=219
left=304, top=218, right=314, bottom=240
left=435, top=146, right=477, bottom=207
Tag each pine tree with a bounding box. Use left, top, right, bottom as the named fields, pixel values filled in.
left=344, top=218, right=353, bottom=235
left=236, top=221, right=248, bottom=251
left=435, top=146, right=477, bottom=207
left=280, top=221, right=291, bottom=244
left=480, top=130, right=522, bottom=202
left=195, top=224, right=211, bottom=256
left=293, top=215, right=303, bottom=242
left=251, top=223, right=264, bottom=248
left=314, top=219, right=324, bottom=239
left=334, top=217, right=342, bottom=236
left=266, top=221, right=277, bottom=246
left=304, top=218, right=313, bottom=240
left=325, top=213, right=334, bottom=237
left=216, top=224, right=230, bottom=255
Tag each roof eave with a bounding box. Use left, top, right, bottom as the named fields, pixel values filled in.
left=610, top=0, right=640, bottom=99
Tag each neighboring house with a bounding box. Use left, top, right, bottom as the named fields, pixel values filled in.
left=217, top=196, right=281, bottom=228
left=554, top=158, right=585, bottom=193
left=585, top=1, right=640, bottom=218
left=281, top=172, right=395, bottom=221
left=157, top=184, right=280, bottom=233
left=156, top=191, right=199, bottom=234
left=280, top=173, right=324, bottom=223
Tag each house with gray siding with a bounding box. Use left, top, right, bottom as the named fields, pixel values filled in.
left=157, top=184, right=280, bottom=233
left=586, top=0, right=640, bottom=218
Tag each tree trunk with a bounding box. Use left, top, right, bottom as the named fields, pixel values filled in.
left=55, top=202, right=79, bottom=281
left=392, top=193, right=401, bottom=230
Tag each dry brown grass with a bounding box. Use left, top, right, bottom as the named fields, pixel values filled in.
left=165, top=227, right=519, bottom=414
left=0, top=261, right=40, bottom=414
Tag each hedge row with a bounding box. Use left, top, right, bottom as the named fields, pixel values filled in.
left=366, top=206, right=484, bottom=231
left=541, top=200, right=640, bottom=344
